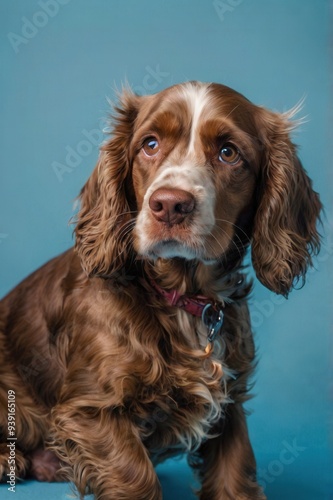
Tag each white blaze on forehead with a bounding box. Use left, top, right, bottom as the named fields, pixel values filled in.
left=133, top=83, right=218, bottom=260
left=180, top=83, right=211, bottom=155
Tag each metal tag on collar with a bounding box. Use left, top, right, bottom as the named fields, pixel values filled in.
left=201, top=303, right=224, bottom=343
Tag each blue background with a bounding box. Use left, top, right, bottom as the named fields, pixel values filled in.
left=0, top=0, right=332, bottom=499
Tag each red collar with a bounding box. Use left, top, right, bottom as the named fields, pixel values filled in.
left=150, top=279, right=213, bottom=317
left=151, top=280, right=225, bottom=351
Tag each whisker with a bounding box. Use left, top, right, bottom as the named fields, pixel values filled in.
left=107, top=210, right=138, bottom=225
left=209, top=228, right=244, bottom=260
left=114, top=219, right=136, bottom=242
left=207, top=230, right=233, bottom=258
left=214, top=219, right=251, bottom=245
left=223, top=104, right=241, bottom=121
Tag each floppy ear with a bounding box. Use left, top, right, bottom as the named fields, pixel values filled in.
left=75, top=90, right=140, bottom=278
left=251, top=108, right=322, bottom=296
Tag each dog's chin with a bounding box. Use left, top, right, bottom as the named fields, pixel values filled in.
left=138, top=240, right=219, bottom=265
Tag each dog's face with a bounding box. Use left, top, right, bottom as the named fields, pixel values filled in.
left=131, top=82, right=259, bottom=263
left=75, top=81, right=321, bottom=296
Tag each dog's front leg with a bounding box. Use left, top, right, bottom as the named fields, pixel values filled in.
left=190, top=403, right=266, bottom=500
left=51, top=404, right=161, bottom=500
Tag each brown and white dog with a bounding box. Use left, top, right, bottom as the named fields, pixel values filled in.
left=0, top=81, right=321, bottom=499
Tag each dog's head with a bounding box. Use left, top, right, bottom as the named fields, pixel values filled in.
left=75, top=81, right=321, bottom=296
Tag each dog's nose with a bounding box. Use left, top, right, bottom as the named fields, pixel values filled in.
left=149, top=188, right=195, bottom=225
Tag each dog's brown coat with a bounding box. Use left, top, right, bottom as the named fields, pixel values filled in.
left=0, top=82, right=321, bottom=499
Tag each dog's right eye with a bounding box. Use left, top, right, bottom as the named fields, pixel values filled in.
left=218, top=143, right=241, bottom=165
left=142, top=137, right=160, bottom=156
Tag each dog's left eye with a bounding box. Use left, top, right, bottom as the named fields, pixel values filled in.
left=218, top=144, right=241, bottom=165
left=142, top=136, right=160, bottom=156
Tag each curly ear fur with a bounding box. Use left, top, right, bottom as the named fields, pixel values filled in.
left=252, top=108, right=322, bottom=296
left=75, top=90, right=140, bottom=277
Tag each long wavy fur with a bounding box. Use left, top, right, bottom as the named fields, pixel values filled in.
left=0, top=82, right=321, bottom=500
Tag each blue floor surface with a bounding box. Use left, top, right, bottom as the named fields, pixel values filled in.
left=0, top=451, right=332, bottom=499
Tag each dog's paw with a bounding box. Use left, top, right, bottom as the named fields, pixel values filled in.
left=29, top=448, right=63, bottom=482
